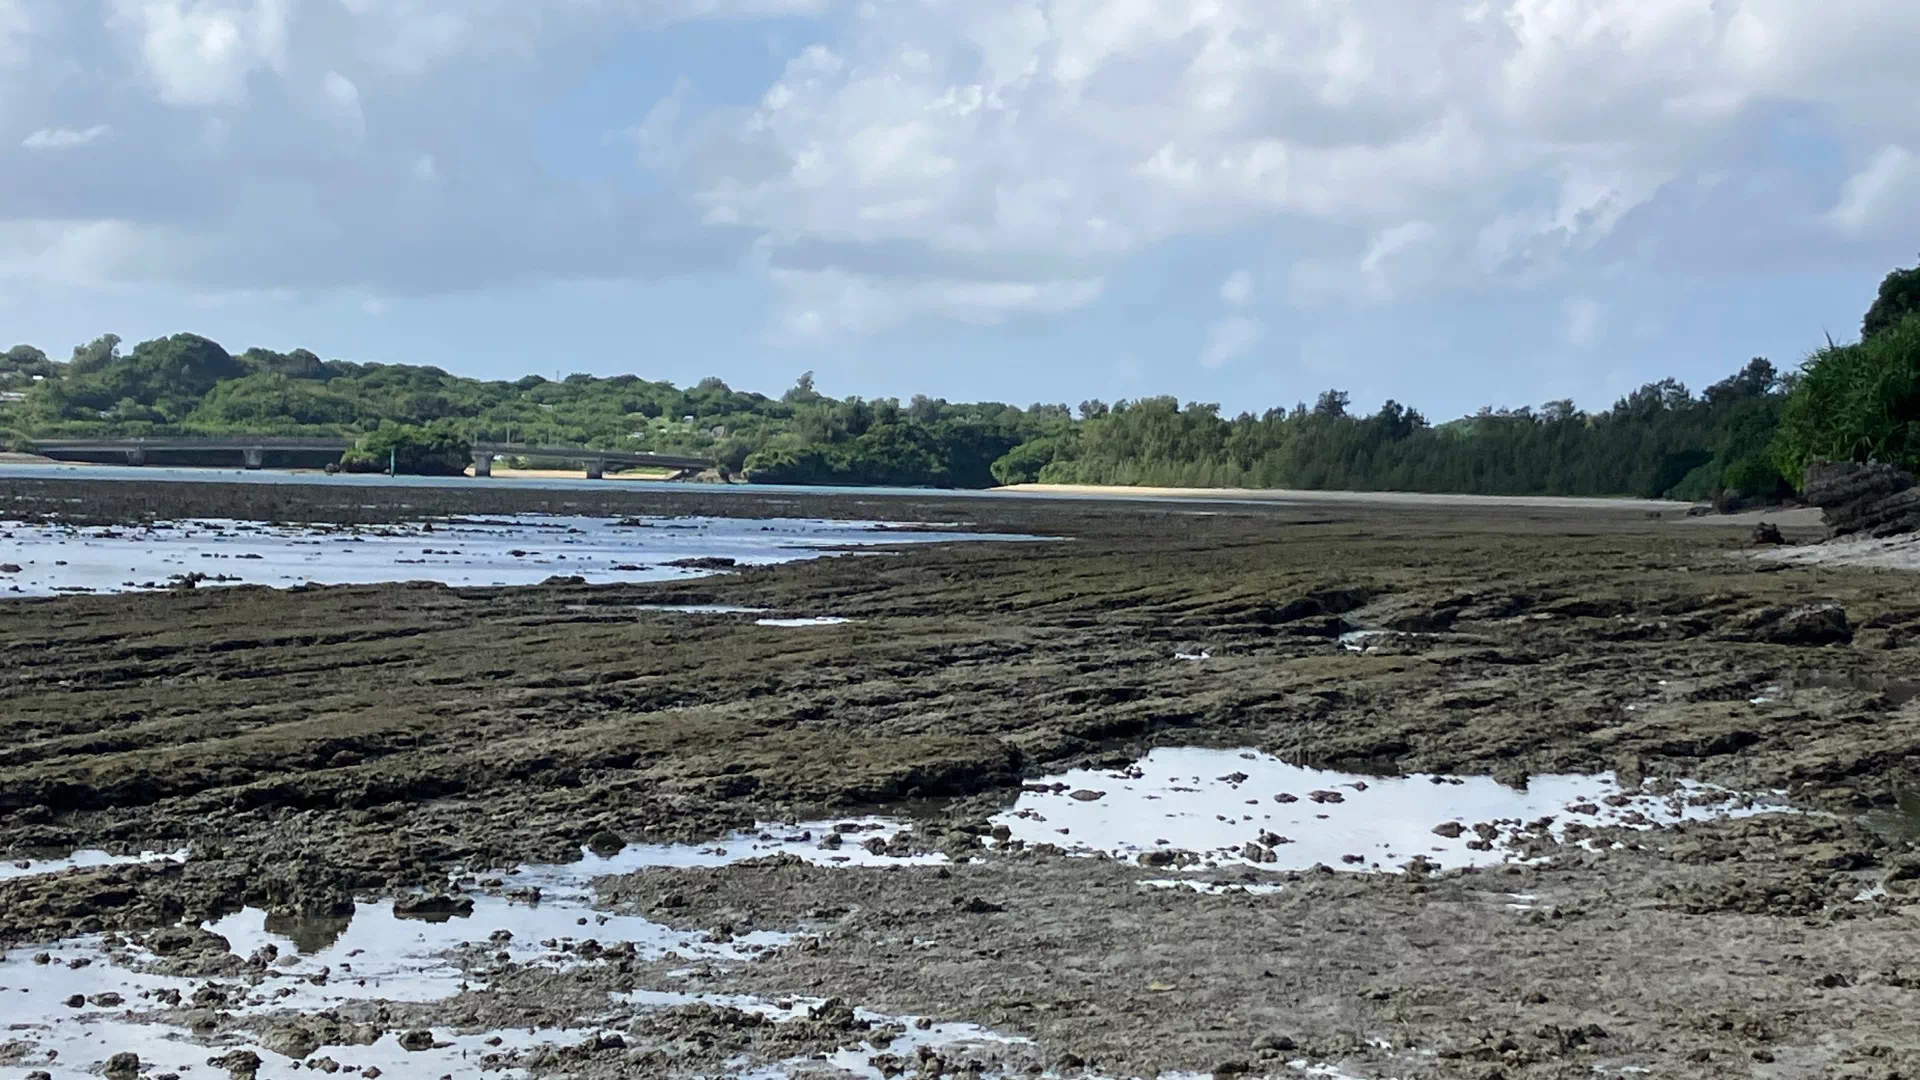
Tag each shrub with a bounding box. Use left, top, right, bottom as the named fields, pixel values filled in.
left=1773, top=313, right=1920, bottom=483
left=342, top=424, right=471, bottom=476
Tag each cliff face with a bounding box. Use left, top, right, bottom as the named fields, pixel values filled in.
left=1802, top=461, right=1920, bottom=537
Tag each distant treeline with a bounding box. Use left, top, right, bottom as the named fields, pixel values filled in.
left=3, top=261, right=1917, bottom=494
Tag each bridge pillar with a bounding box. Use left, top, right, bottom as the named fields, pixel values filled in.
left=125, top=448, right=146, bottom=466
left=242, top=447, right=264, bottom=470
left=471, top=450, right=493, bottom=478
left=584, top=458, right=604, bottom=480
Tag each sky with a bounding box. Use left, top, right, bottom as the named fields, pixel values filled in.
left=2, top=1, right=1918, bottom=420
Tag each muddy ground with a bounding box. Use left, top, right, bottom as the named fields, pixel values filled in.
left=2, top=475, right=1919, bottom=1079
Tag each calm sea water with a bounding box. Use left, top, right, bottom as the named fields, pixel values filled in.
left=0, top=462, right=1687, bottom=512
left=0, top=463, right=1050, bottom=500
left=0, top=513, right=1044, bottom=597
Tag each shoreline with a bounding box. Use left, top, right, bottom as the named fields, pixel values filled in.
left=992, top=481, right=1698, bottom=512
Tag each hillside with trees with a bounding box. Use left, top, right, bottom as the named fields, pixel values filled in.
left=3, top=260, right=1917, bottom=498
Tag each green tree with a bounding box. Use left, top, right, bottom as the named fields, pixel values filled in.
left=1863, top=259, right=1920, bottom=341
left=342, top=423, right=473, bottom=476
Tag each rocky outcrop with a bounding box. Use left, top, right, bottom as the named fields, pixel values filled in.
left=1803, top=461, right=1920, bottom=537
left=1717, top=604, right=1854, bottom=647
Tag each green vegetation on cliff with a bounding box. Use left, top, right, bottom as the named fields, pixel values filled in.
left=3, top=261, right=1916, bottom=494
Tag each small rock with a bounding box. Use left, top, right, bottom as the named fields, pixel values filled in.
left=1273, top=793, right=1298, bottom=804
left=392, top=894, right=474, bottom=919
left=1251, top=1034, right=1297, bottom=1053
left=89, top=992, right=124, bottom=1007
left=105, top=1053, right=140, bottom=1079
left=954, top=896, right=1005, bottom=914
left=1432, top=822, right=1467, bottom=838
left=208, top=1051, right=263, bottom=1078
left=586, top=830, right=626, bottom=857
left=1068, top=789, right=1106, bottom=802
left=64, top=994, right=85, bottom=1008
left=265, top=1029, right=323, bottom=1061
left=1308, top=790, right=1345, bottom=804
left=1752, top=521, right=1787, bottom=546
left=398, top=1030, right=437, bottom=1052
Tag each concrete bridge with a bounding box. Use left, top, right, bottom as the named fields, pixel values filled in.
left=469, top=443, right=712, bottom=479
left=31, top=437, right=354, bottom=470
left=28, top=437, right=713, bottom=479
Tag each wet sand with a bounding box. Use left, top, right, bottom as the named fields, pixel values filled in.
left=1, top=475, right=1917, bottom=1079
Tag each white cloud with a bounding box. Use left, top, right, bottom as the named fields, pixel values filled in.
left=1220, top=270, right=1254, bottom=306
left=1825, top=145, right=1918, bottom=236
left=769, top=267, right=1103, bottom=341
left=676, top=0, right=1920, bottom=329
left=2, top=0, right=1919, bottom=341
left=1201, top=315, right=1265, bottom=369
left=1288, top=221, right=1443, bottom=307
left=21, top=124, right=110, bottom=150
left=0, top=0, right=808, bottom=296
left=318, top=70, right=364, bottom=144
left=109, top=0, right=290, bottom=107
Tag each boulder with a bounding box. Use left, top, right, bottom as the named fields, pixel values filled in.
left=208, top=1051, right=262, bottom=1078
left=397, top=1030, right=437, bottom=1052
left=1803, top=461, right=1920, bottom=537
left=1723, top=604, right=1853, bottom=646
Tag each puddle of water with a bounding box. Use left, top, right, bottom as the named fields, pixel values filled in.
left=4, top=814, right=1397, bottom=1080
left=1337, top=630, right=1391, bottom=653
left=0, top=516, right=1039, bottom=597
left=0, top=848, right=189, bottom=882
left=1173, top=650, right=1211, bottom=662
left=623, top=990, right=1030, bottom=1080
left=0, top=816, right=951, bottom=1078
left=755, top=617, right=855, bottom=627
left=1139, top=878, right=1286, bottom=896
left=993, top=748, right=1788, bottom=874
left=487, top=817, right=947, bottom=900
left=3, top=1015, right=598, bottom=1080
left=203, top=895, right=793, bottom=1006
left=1337, top=630, right=1430, bottom=654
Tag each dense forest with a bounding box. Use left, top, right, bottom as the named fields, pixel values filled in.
left=3, top=261, right=1917, bottom=496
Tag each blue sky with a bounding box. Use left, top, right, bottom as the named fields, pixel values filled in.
left=2, top=1, right=1917, bottom=420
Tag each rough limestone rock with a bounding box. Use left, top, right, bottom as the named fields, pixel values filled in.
left=1722, top=604, right=1854, bottom=647
left=1803, top=461, right=1920, bottom=537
